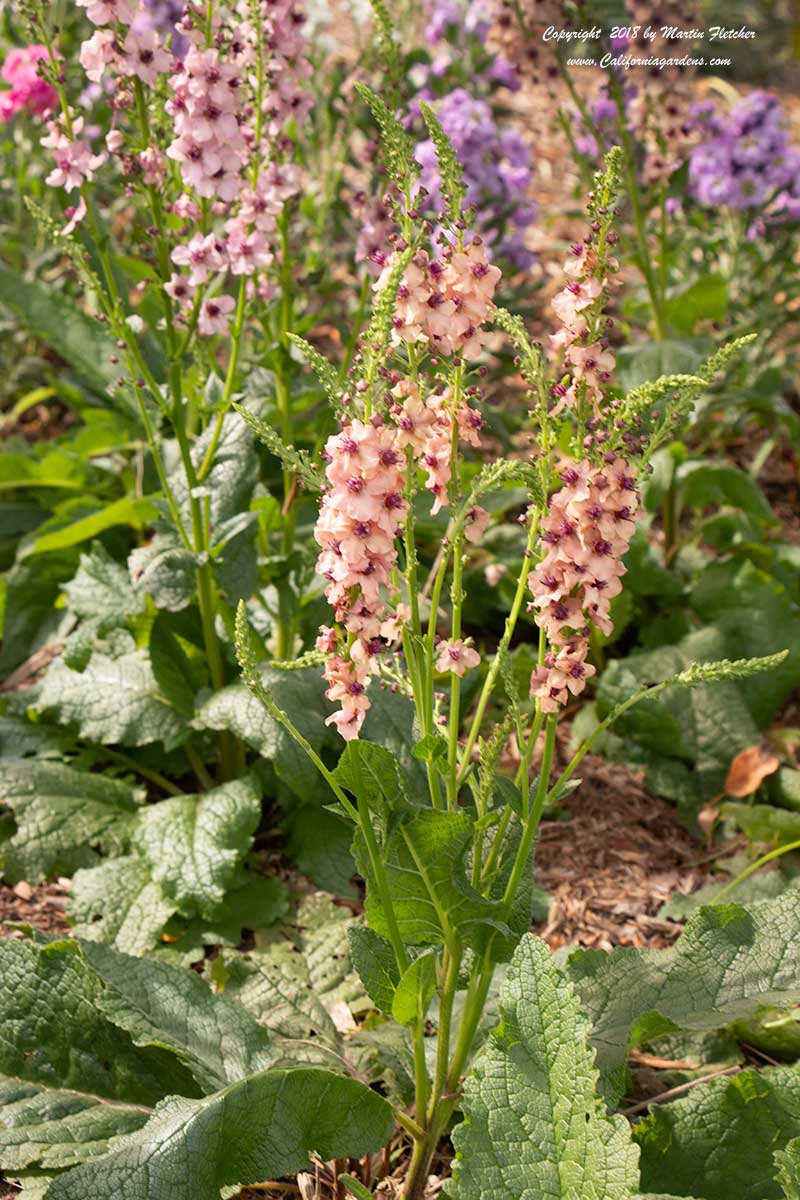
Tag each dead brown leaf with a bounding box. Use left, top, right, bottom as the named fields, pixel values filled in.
left=724, top=742, right=780, bottom=798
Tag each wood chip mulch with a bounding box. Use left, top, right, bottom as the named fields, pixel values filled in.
left=534, top=751, right=708, bottom=952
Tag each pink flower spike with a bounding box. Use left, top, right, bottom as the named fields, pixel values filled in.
left=435, top=639, right=480, bottom=677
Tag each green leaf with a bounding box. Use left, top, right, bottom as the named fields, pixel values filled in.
left=675, top=460, right=775, bottom=523
left=617, top=336, right=710, bottom=392
left=392, top=950, right=437, bottom=1026
left=722, top=803, right=800, bottom=847
left=0, top=760, right=143, bottom=884
left=69, top=856, right=176, bottom=956
left=0, top=264, right=122, bottom=397
left=148, top=615, right=202, bottom=719
left=133, top=778, right=262, bottom=916
left=79, top=940, right=274, bottom=1093
left=449, top=935, right=640, bottom=1200
left=340, top=1175, right=375, bottom=1200
left=568, top=892, right=800, bottom=1105
left=37, top=647, right=188, bottom=750
left=0, top=1075, right=149, bottom=1173
left=347, top=925, right=399, bottom=1014
left=636, top=1065, right=800, bottom=1200
left=29, top=497, right=156, bottom=556
left=63, top=544, right=144, bottom=623
left=776, top=1137, right=800, bottom=1200
left=333, top=740, right=407, bottom=827
left=356, top=807, right=506, bottom=950
left=45, top=1067, right=394, bottom=1200
left=128, top=534, right=197, bottom=612
left=0, top=937, right=200, bottom=1105
left=221, top=895, right=365, bottom=1067
left=665, top=275, right=728, bottom=334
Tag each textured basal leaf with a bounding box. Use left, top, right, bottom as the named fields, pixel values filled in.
left=63, top=545, right=143, bottom=623
left=80, top=941, right=274, bottom=1093
left=722, top=802, right=800, bottom=847
left=776, top=1136, right=800, bottom=1199
left=128, top=534, right=197, bottom=612
left=37, top=649, right=187, bottom=749
left=69, top=856, right=176, bottom=956
left=194, top=666, right=335, bottom=796
left=133, top=777, right=261, bottom=915
left=45, top=1068, right=394, bottom=1200
left=357, top=808, right=505, bottom=949
left=0, top=761, right=143, bottom=884
left=0, top=938, right=200, bottom=1105
left=0, top=1075, right=148, bottom=1173
left=0, top=716, right=66, bottom=760
left=449, top=935, right=639, bottom=1200
left=348, top=925, right=399, bottom=1014
left=568, top=893, right=800, bottom=1105
left=222, top=895, right=366, bottom=1070
left=636, top=1065, right=800, bottom=1200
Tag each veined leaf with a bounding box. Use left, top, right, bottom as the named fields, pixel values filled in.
left=133, top=777, right=262, bottom=916
left=776, top=1137, right=800, bottom=1199
left=0, top=1075, right=149, bottom=1173
left=568, top=893, right=800, bottom=1105
left=636, top=1065, right=800, bottom=1200
left=348, top=925, right=399, bottom=1014
left=356, top=807, right=506, bottom=950
left=0, top=938, right=200, bottom=1105
left=45, top=1067, right=394, bottom=1200
left=449, top=935, right=639, bottom=1199
left=63, top=544, right=144, bottom=623
left=0, top=760, right=143, bottom=884
left=69, top=856, right=176, bottom=957
left=37, top=647, right=188, bottom=750
left=80, top=940, right=275, bottom=1093
left=28, top=497, right=156, bottom=556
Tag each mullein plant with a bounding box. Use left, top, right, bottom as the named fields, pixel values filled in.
left=236, top=108, right=778, bottom=1199
left=19, top=0, right=314, bottom=777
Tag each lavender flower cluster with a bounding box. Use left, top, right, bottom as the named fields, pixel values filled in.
left=411, top=0, right=536, bottom=269
left=415, top=88, right=537, bottom=268
left=689, top=91, right=800, bottom=228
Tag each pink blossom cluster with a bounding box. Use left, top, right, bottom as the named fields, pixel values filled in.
left=549, top=240, right=620, bottom=417
left=315, top=383, right=487, bottom=739
left=234, top=0, right=313, bottom=137
left=378, top=239, right=501, bottom=360
left=528, top=456, right=641, bottom=712
left=391, top=379, right=483, bottom=516
left=0, top=46, right=57, bottom=121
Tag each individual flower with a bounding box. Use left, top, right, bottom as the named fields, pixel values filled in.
left=119, top=27, right=172, bottom=87
left=76, top=0, right=138, bottom=25
left=79, top=29, right=117, bottom=84
left=435, top=638, right=480, bottom=676
left=198, top=293, right=235, bottom=335
left=170, top=233, right=226, bottom=285
left=464, top=504, right=491, bottom=543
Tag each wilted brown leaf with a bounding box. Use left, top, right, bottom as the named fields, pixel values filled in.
left=724, top=742, right=780, bottom=798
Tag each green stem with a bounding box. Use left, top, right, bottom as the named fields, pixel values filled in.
left=458, top=511, right=540, bottom=784
left=714, top=840, right=800, bottom=903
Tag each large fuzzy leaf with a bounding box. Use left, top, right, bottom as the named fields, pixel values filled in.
left=776, top=1137, right=800, bottom=1199
left=69, top=856, right=176, bottom=956
left=0, top=1075, right=148, bottom=1174
left=449, top=935, right=639, bottom=1200
left=62, top=545, right=144, bottom=623
left=45, top=1067, right=394, bottom=1200
left=568, top=894, right=800, bottom=1105
left=635, top=1065, right=800, bottom=1200
left=37, top=646, right=187, bottom=750
left=0, top=938, right=199, bottom=1106
left=0, top=761, right=143, bottom=884
left=79, top=941, right=274, bottom=1093
left=133, top=777, right=261, bottom=916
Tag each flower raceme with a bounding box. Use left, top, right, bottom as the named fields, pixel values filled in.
left=314, top=382, right=487, bottom=741
left=379, top=239, right=501, bottom=360
left=529, top=456, right=641, bottom=711
left=44, top=0, right=310, bottom=333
